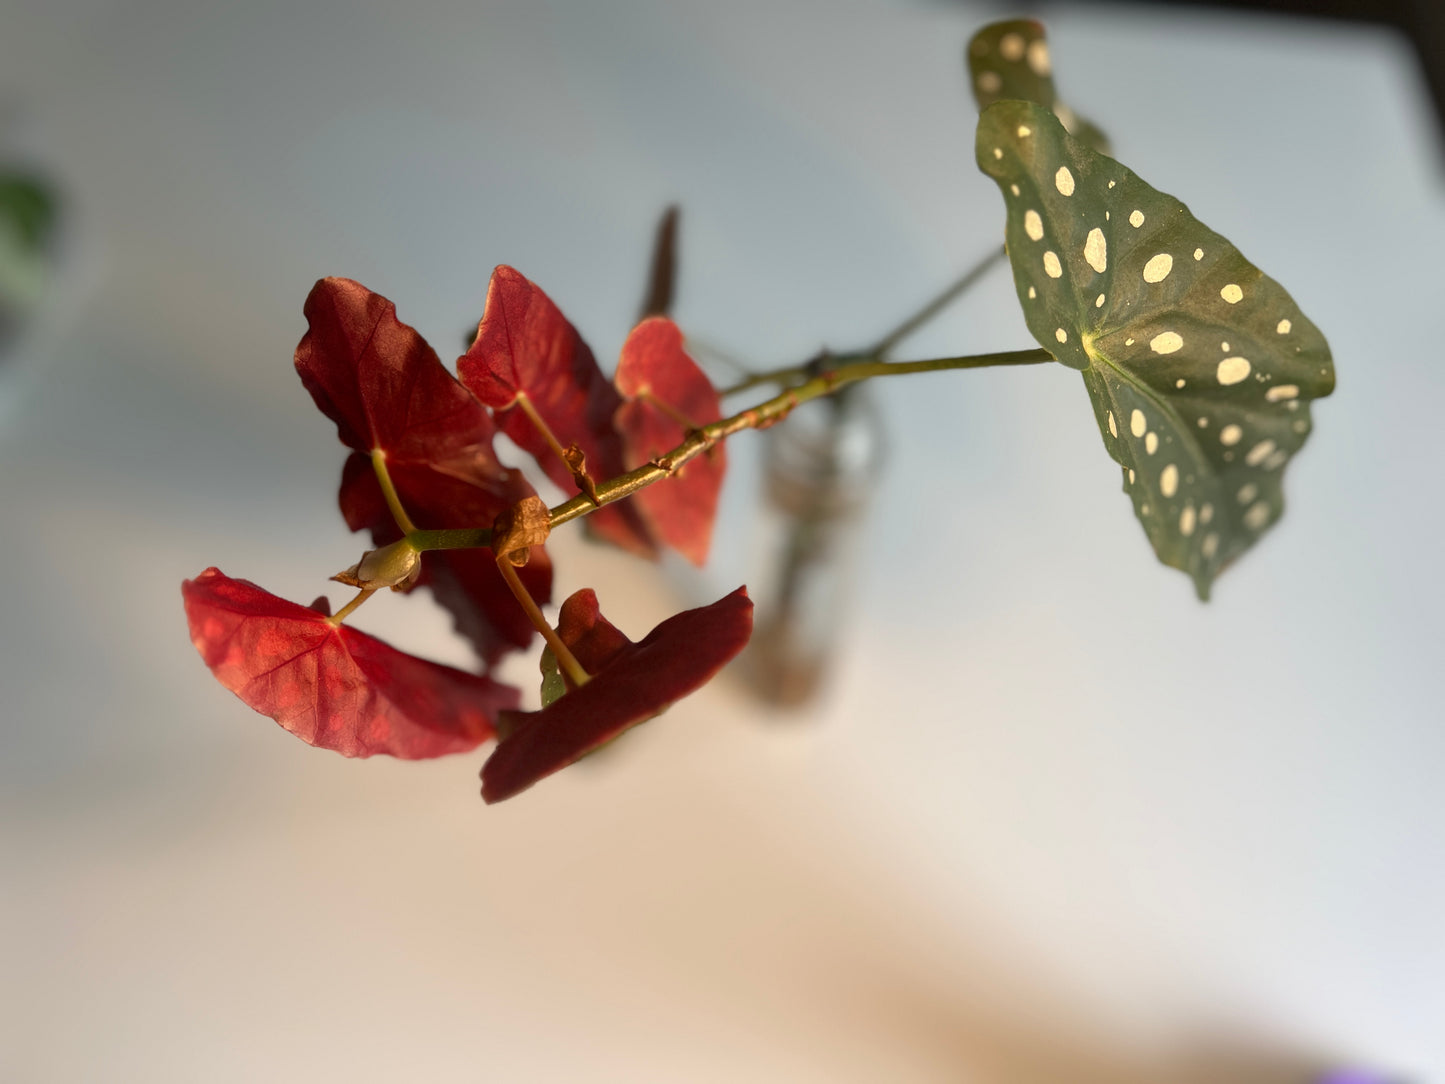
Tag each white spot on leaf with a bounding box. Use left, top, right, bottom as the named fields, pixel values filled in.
left=1000, top=32, right=1026, bottom=61
left=1160, top=464, right=1179, bottom=497
left=1193, top=248, right=1204, bottom=261
left=1024, top=209, right=1044, bottom=241
left=1221, top=283, right=1244, bottom=304
left=1027, top=39, right=1051, bottom=76
left=1237, top=483, right=1258, bottom=504
left=1276, top=318, right=1292, bottom=335
left=1055, top=167, right=1075, bottom=196
left=1145, top=432, right=1159, bottom=455
left=1217, top=356, right=1252, bottom=385
left=1219, top=424, right=1243, bottom=446
left=1055, top=328, right=1068, bottom=343
left=1129, top=209, right=1145, bottom=228
left=1243, top=501, right=1271, bottom=530
left=1130, top=409, right=1146, bottom=438
left=1017, top=125, right=1032, bottom=137
left=1043, top=251, right=1063, bottom=278
left=1265, top=384, right=1299, bottom=402
left=1245, top=439, right=1276, bottom=466
left=1142, top=253, right=1173, bottom=283
left=979, top=72, right=1003, bottom=93
left=1202, top=533, right=1219, bottom=559
left=1150, top=331, right=1184, bottom=354
left=1108, top=411, right=1117, bottom=438
left=1095, top=293, right=1106, bottom=308
left=1084, top=228, right=1108, bottom=272
left=1180, top=505, right=1197, bottom=536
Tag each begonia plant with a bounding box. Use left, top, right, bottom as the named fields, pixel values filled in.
left=184, top=19, right=1334, bottom=802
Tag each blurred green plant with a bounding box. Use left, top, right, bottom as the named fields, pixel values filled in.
left=0, top=172, right=58, bottom=347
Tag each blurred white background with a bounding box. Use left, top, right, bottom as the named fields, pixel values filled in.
left=2, top=1, right=1442, bottom=1080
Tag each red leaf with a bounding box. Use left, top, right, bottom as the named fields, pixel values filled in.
left=295, top=277, right=551, bottom=662
left=459, top=266, right=656, bottom=558
left=481, top=586, right=753, bottom=803
left=613, top=317, right=726, bottom=565
left=183, top=568, right=517, bottom=759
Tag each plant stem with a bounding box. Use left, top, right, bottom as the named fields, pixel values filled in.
left=329, top=588, right=377, bottom=626
left=720, top=363, right=816, bottom=397
left=371, top=452, right=418, bottom=534
left=719, top=247, right=1010, bottom=397
left=548, top=347, right=1053, bottom=530
left=867, top=245, right=1007, bottom=358
left=407, top=346, right=1055, bottom=553
left=494, top=555, right=590, bottom=688
left=515, top=393, right=573, bottom=473
left=410, top=526, right=492, bottom=552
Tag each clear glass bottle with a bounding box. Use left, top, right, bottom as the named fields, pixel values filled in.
left=744, top=384, right=884, bottom=706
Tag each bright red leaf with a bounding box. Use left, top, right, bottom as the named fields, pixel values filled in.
left=295, top=277, right=551, bottom=663
left=480, top=586, right=753, bottom=803
left=183, top=568, right=518, bottom=759
left=614, top=316, right=726, bottom=565
left=459, top=265, right=657, bottom=558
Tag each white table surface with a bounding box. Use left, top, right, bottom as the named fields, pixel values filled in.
left=2, top=1, right=1441, bottom=1080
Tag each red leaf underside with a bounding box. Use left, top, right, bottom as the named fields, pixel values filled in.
left=183, top=568, right=517, bottom=759
left=297, top=277, right=499, bottom=464
left=459, top=265, right=656, bottom=557
left=481, top=586, right=753, bottom=803
left=613, top=317, right=726, bottom=566
left=296, top=277, right=551, bottom=660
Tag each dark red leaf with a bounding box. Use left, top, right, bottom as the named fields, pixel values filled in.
left=613, top=317, right=726, bottom=566
left=295, top=277, right=550, bottom=662
left=554, top=588, right=632, bottom=677
left=459, top=265, right=656, bottom=558
left=297, top=277, right=497, bottom=464
left=480, top=586, right=753, bottom=803
left=183, top=568, right=517, bottom=759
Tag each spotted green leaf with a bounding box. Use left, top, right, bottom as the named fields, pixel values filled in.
left=967, top=20, right=1108, bottom=153
left=976, top=100, right=1335, bottom=599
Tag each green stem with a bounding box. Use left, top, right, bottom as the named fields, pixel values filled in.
left=371, top=452, right=418, bottom=535
left=867, top=245, right=1007, bottom=358
left=410, top=526, right=493, bottom=552
left=720, top=363, right=816, bottom=397
left=328, top=588, right=377, bottom=626
left=548, top=347, right=1054, bottom=531
left=495, top=555, right=590, bottom=688
left=720, top=248, right=1009, bottom=397
left=514, top=393, right=573, bottom=474
left=407, top=346, right=1055, bottom=552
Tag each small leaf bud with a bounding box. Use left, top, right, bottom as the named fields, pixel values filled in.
left=331, top=538, right=422, bottom=591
